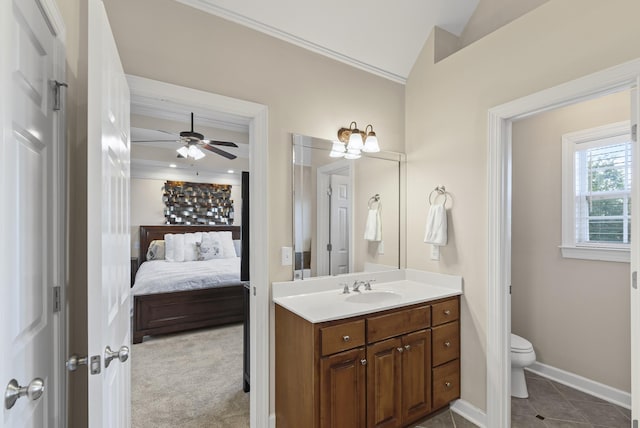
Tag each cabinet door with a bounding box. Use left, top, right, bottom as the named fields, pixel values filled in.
left=401, top=329, right=432, bottom=424
left=367, top=337, right=402, bottom=428
left=320, top=347, right=367, bottom=428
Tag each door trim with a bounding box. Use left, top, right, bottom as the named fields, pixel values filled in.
left=126, top=75, right=269, bottom=427
left=487, top=58, right=640, bottom=427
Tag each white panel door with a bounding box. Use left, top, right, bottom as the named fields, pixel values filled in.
left=631, top=87, right=639, bottom=421
left=330, top=174, right=350, bottom=275
left=87, top=0, right=131, bottom=426
left=0, top=0, right=63, bottom=426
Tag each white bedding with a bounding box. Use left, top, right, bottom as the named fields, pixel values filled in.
left=132, top=258, right=242, bottom=296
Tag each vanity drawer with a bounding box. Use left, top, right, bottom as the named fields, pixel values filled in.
left=432, top=359, right=460, bottom=409
left=367, top=305, right=430, bottom=344
left=432, top=320, right=460, bottom=367
left=320, top=320, right=365, bottom=356
left=431, top=298, right=459, bottom=326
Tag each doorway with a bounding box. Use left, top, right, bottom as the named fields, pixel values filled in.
left=510, top=90, right=632, bottom=425
left=487, top=59, right=640, bottom=427
left=127, top=75, right=270, bottom=427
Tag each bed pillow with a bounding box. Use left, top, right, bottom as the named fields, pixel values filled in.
left=233, top=239, right=241, bottom=258
left=146, top=240, right=165, bottom=261
left=183, top=232, right=203, bottom=261
left=164, top=233, right=185, bottom=262
left=213, top=231, right=237, bottom=258
left=196, top=233, right=225, bottom=260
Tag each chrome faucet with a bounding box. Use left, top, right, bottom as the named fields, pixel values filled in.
left=352, top=280, right=365, bottom=292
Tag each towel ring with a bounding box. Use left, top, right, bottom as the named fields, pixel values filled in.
left=368, top=194, right=380, bottom=209
left=428, top=186, right=448, bottom=206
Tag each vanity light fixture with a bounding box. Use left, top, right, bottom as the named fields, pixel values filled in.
left=336, top=121, right=380, bottom=158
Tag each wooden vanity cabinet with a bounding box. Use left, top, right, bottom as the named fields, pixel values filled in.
left=275, top=296, right=460, bottom=428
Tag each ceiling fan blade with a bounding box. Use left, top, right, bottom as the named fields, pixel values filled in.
left=157, top=129, right=178, bottom=136
left=203, top=140, right=238, bottom=148
left=202, top=144, right=237, bottom=160
left=132, top=139, right=178, bottom=143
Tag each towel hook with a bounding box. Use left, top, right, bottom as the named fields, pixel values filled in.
left=368, top=194, right=380, bottom=209
left=428, top=186, right=448, bottom=206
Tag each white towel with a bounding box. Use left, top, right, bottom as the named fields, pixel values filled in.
left=424, top=203, right=447, bottom=246
left=364, top=208, right=382, bottom=241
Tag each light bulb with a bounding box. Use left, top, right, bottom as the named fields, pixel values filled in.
left=177, top=146, right=189, bottom=158
left=329, top=141, right=346, bottom=158
left=347, top=131, right=363, bottom=150
left=362, top=134, right=380, bottom=153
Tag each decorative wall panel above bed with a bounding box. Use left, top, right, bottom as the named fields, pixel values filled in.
left=163, top=180, right=234, bottom=225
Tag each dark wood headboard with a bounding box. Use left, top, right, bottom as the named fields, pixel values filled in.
left=139, top=225, right=241, bottom=263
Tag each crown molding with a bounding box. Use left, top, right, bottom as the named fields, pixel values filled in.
left=174, top=0, right=407, bottom=84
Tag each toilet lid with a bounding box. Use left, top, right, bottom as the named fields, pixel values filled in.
left=511, top=334, right=533, bottom=352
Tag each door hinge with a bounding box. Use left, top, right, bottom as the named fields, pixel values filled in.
left=509, top=285, right=512, bottom=295
left=633, top=271, right=638, bottom=290
left=327, top=243, right=332, bottom=252
left=53, top=80, right=68, bottom=111
left=632, top=124, right=638, bottom=142
left=53, top=286, right=61, bottom=312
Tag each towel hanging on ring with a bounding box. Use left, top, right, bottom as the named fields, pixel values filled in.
left=364, top=195, right=382, bottom=242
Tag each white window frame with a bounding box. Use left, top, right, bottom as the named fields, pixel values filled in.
left=561, top=120, right=631, bottom=263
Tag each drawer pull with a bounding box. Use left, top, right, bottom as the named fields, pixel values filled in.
left=396, top=347, right=404, bottom=353
left=445, top=381, right=452, bottom=388
left=443, top=309, right=451, bottom=315
left=404, top=344, right=411, bottom=351
left=360, top=359, right=367, bottom=366
left=343, top=335, right=350, bottom=342
left=444, top=341, right=451, bottom=348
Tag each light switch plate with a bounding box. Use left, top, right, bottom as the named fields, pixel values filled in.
left=281, top=246, right=293, bottom=266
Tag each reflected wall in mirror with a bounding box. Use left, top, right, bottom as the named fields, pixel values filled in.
left=293, top=134, right=404, bottom=279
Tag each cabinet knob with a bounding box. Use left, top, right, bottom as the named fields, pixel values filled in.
left=404, top=345, right=411, bottom=350
left=444, top=341, right=451, bottom=348
left=445, top=381, right=452, bottom=388
left=443, top=309, right=451, bottom=315
left=342, top=335, right=350, bottom=342
left=396, top=347, right=404, bottom=353
left=360, top=359, right=367, bottom=366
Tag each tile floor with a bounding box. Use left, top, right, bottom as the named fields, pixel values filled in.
left=412, top=371, right=631, bottom=428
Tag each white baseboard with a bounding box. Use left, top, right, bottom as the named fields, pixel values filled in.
left=526, top=362, right=631, bottom=409
left=269, top=414, right=276, bottom=428
left=450, top=399, right=487, bottom=428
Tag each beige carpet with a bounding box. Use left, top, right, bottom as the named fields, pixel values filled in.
left=132, top=324, right=249, bottom=428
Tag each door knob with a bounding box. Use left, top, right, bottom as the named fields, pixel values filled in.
left=5, top=378, right=44, bottom=410
left=104, top=345, right=130, bottom=368
left=66, top=354, right=88, bottom=372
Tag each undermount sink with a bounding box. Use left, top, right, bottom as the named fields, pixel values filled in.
left=345, top=290, right=402, bottom=304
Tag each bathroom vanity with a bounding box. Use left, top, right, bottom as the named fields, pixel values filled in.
left=273, top=271, right=462, bottom=428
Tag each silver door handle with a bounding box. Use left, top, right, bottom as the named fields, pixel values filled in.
left=66, top=354, right=88, bottom=372
left=5, top=378, right=44, bottom=410
left=104, top=345, right=129, bottom=368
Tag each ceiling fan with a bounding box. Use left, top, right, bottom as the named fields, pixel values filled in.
left=132, top=112, right=238, bottom=160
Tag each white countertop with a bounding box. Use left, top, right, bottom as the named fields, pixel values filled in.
left=273, top=270, right=463, bottom=323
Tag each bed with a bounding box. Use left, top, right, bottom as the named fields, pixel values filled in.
left=132, top=225, right=244, bottom=344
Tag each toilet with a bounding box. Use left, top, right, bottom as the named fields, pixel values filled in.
left=511, top=333, right=536, bottom=398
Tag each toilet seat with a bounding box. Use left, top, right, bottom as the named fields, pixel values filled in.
left=511, top=334, right=533, bottom=353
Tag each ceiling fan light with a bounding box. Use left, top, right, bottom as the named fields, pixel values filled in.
left=177, top=146, right=189, bottom=158
left=188, top=145, right=206, bottom=160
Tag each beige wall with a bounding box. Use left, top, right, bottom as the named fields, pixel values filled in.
left=103, top=0, right=405, bottom=285
left=405, top=0, right=640, bottom=411
left=129, top=178, right=242, bottom=255
left=512, top=91, right=631, bottom=392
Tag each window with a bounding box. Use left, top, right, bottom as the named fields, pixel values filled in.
left=561, top=121, right=632, bottom=262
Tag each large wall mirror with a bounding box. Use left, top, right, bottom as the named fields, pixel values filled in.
left=292, top=134, right=404, bottom=280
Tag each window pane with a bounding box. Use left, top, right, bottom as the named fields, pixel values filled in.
left=588, top=143, right=630, bottom=192
left=589, top=219, right=625, bottom=242
left=589, top=198, right=623, bottom=216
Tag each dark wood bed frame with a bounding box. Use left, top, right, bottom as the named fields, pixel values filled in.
left=133, top=225, right=244, bottom=344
